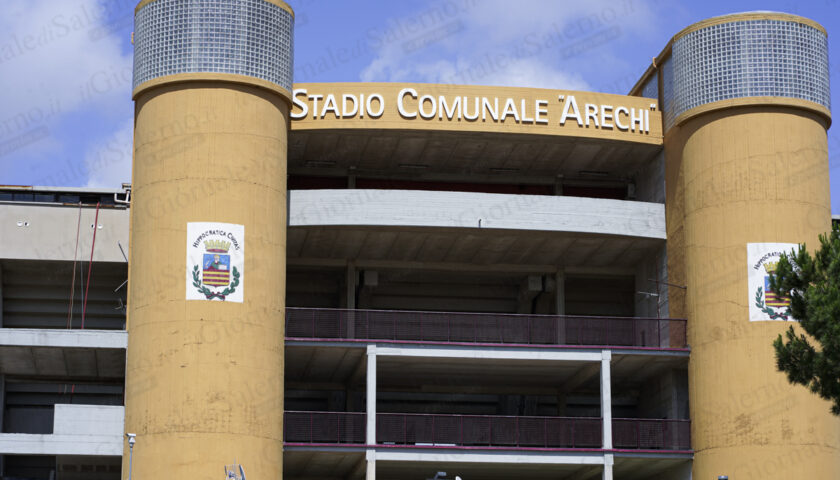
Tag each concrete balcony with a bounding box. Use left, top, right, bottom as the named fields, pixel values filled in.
left=287, top=190, right=666, bottom=272
left=283, top=411, right=691, bottom=452
left=286, top=308, right=687, bottom=350
left=0, top=328, right=126, bottom=379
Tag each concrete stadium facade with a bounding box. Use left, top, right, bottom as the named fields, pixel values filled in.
left=0, top=2, right=837, bottom=479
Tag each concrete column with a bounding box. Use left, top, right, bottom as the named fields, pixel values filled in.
left=365, top=449, right=376, bottom=480
left=664, top=13, right=839, bottom=479
left=347, top=261, right=356, bottom=338
left=555, top=270, right=565, bottom=315
left=366, top=346, right=377, bottom=445
left=602, top=453, right=614, bottom=480
left=600, top=350, right=612, bottom=450
left=358, top=270, right=378, bottom=309
left=517, top=276, right=542, bottom=314
left=555, top=269, right=565, bottom=344
left=125, top=1, right=294, bottom=478
left=556, top=393, right=566, bottom=416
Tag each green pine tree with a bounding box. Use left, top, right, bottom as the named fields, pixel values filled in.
left=769, top=222, right=840, bottom=414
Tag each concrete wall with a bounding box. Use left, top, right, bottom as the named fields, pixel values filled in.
left=0, top=405, right=123, bottom=456
left=637, top=369, right=689, bottom=419
left=0, top=204, right=128, bottom=262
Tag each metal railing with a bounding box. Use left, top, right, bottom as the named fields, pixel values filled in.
left=284, top=411, right=366, bottom=444
left=284, top=411, right=692, bottom=451
left=612, top=418, right=691, bottom=450
left=376, top=413, right=602, bottom=449
left=286, top=307, right=687, bottom=348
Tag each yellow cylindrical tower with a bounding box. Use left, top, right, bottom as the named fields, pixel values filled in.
left=124, top=1, right=294, bottom=478
left=664, top=13, right=840, bottom=479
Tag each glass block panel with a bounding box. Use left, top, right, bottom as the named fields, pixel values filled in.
left=134, top=0, right=294, bottom=92
left=671, top=18, right=829, bottom=127
left=640, top=71, right=658, bottom=100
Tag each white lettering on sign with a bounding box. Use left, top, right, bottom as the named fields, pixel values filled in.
left=291, top=88, right=653, bottom=134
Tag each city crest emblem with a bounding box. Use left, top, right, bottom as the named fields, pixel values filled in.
left=747, top=243, right=796, bottom=322
left=186, top=222, right=245, bottom=302
left=753, top=261, right=791, bottom=320
left=192, top=240, right=240, bottom=300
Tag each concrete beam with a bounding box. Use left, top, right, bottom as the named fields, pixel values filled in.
left=0, top=328, right=128, bottom=349
left=288, top=258, right=638, bottom=277
left=374, top=345, right=602, bottom=362
left=289, top=190, right=666, bottom=240
left=288, top=257, right=560, bottom=274
left=372, top=448, right=606, bottom=465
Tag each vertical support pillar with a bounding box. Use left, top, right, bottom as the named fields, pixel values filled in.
left=555, top=269, right=565, bottom=315
left=602, top=453, right=614, bottom=480
left=366, top=345, right=377, bottom=445
left=601, top=350, right=612, bottom=450
left=663, top=13, right=839, bottom=479
left=347, top=261, right=356, bottom=338
left=365, top=449, right=376, bottom=480
left=556, top=392, right=566, bottom=416
left=555, top=269, right=565, bottom=344
left=125, top=1, right=294, bottom=478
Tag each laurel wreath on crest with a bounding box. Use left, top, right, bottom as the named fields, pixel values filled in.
left=754, top=286, right=789, bottom=320
left=192, top=264, right=240, bottom=301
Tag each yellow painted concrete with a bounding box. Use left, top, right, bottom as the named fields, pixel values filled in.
left=291, top=83, right=663, bottom=145
left=666, top=104, right=840, bottom=478
left=133, top=72, right=292, bottom=103
left=675, top=97, right=831, bottom=129
left=674, top=12, right=826, bottom=39
left=124, top=79, right=289, bottom=479
left=136, top=0, right=294, bottom=16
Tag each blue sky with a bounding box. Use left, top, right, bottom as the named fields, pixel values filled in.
left=0, top=0, right=838, bottom=213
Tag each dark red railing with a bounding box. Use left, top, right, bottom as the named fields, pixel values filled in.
left=286, top=308, right=687, bottom=349
left=612, top=418, right=691, bottom=450
left=284, top=411, right=366, bottom=444
left=376, top=413, right=602, bottom=448
left=284, top=412, right=691, bottom=450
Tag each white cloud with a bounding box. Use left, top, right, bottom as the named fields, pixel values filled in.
left=84, top=118, right=132, bottom=188
left=360, top=0, right=656, bottom=90
left=0, top=0, right=133, bottom=186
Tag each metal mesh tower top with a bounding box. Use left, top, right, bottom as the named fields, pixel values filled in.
left=133, top=0, right=294, bottom=93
